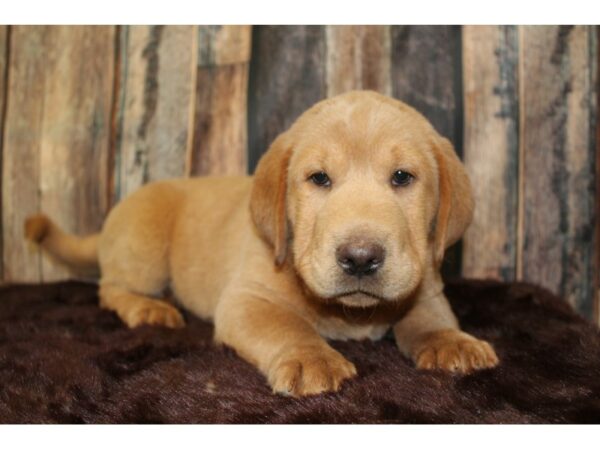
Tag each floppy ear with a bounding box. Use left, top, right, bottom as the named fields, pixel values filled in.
left=432, top=137, right=474, bottom=267
left=250, top=132, right=293, bottom=267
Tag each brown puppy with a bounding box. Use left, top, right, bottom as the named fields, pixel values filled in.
left=25, top=91, right=498, bottom=397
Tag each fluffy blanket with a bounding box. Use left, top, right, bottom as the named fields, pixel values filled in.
left=0, top=279, right=599, bottom=423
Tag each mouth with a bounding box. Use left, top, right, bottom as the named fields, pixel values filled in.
left=335, top=290, right=387, bottom=308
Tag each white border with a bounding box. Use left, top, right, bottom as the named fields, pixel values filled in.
left=1, top=0, right=599, bottom=24
left=1, top=424, right=600, bottom=450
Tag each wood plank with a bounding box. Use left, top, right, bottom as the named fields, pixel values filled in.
left=2, top=26, right=115, bottom=282
left=197, top=25, right=252, bottom=66
left=462, top=26, right=519, bottom=281
left=114, top=25, right=197, bottom=200
left=247, top=26, right=326, bottom=172
left=391, top=26, right=462, bottom=150
left=0, top=26, right=8, bottom=282
left=2, top=26, right=47, bottom=282
left=40, top=26, right=115, bottom=281
left=325, top=25, right=391, bottom=97
left=189, top=26, right=251, bottom=176
left=519, top=26, right=597, bottom=317
left=594, top=25, right=600, bottom=326
left=391, top=25, right=463, bottom=277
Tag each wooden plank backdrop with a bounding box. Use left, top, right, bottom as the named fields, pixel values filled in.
left=0, top=25, right=597, bottom=323
left=190, top=25, right=251, bottom=176
left=0, top=26, right=7, bottom=280
left=326, top=26, right=392, bottom=97
left=462, top=26, right=519, bottom=281
left=247, top=26, right=327, bottom=169
left=596, top=25, right=600, bottom=326
left=519, top=26, right=597, bottom=317
left=2, top=26, right=115, bottom=282
left=114, top=25, right=196, bottom=201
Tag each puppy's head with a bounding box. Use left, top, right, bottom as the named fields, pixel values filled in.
left=251, top=91, right=473, bottom=308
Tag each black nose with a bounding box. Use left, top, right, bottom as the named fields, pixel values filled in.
left=336, top=240, right=385, bottom=277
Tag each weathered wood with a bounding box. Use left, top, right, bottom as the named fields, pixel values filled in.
left=197, top=25, right=252, bottom=67
left=594, top=25, right=600, bottom=326
left=391, top=25, right=463, bottom=277
left=519, top=26, right=597, bottom=317
left=391, top=26, right=462, bottom=149
left=3, top=27, right=47, bottom=282
left=462, top=26, right=519, bottom=281
left=247, top=26, right=327, bottom=172
left=189, top=25, right=251, bottom=176
left=0, top=26, right=8, bottom=281
left=115, top=25, right=197, bottom=200
left=2, top=26, right=115, bottom=282
left=325, top=26, right=391, bottom=97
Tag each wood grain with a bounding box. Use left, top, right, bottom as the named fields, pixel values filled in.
left=3, top=27, right=47, bottom=281
left=462, top=26, right=519, bottom=281
left=519, top=26, right=597, bottom=317
left=197, top=25, right=251, bottom=67
left=0, top=26, right=8, bottom=281
left=2, top=26, right=115, bottom=282
left=114, top=26, right=197, bottom=200
left=391, top=25, right=463, bottom=277
left=391, top=26, right=462, bottom=149
left=326, top=26, right=391, bottom=97
left=189, top=25, right=251, bottom=176
left=247, top=26, right=326, bottom=172
left=593, top=26, right=600, bottom=326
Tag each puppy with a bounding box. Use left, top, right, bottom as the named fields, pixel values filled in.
left=25, top=91, right=498, bottom=397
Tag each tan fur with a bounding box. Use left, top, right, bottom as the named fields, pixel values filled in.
left=25, top=214, right=99, bottom=275
left=25, top=91, right=498, bottom=397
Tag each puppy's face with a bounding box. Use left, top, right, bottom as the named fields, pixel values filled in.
left=251, top=91, right=473, bottom=308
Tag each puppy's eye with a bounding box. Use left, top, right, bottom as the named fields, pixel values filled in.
left=391, top=170, right=414, bottom=187
left=309, top=171, right=331, bottom=187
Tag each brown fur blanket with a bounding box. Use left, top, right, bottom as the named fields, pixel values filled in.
left=0, top=279, right=599, bottom=423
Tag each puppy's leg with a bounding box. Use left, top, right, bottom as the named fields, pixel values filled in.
left=215, top=295, right=356, bottom=397
left=96, top=183, right=185, bottom=329
left=98, top=246, right=184, bottom=329
left=394, top=291, right=498, bottom=374
left=99, top=283, right=184, bottom=329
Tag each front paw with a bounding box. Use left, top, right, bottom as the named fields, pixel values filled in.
left=123, top=300, right=185, bottom=329
left=413, top=329, right=498, bottom=374
left=268, top=345, right=356, bottom=397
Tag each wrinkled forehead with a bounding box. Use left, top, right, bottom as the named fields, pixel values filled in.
left=289, top=96, right=438, bottom=172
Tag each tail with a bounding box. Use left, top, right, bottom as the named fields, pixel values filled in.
left=24, top=214, right=100, bottom=274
